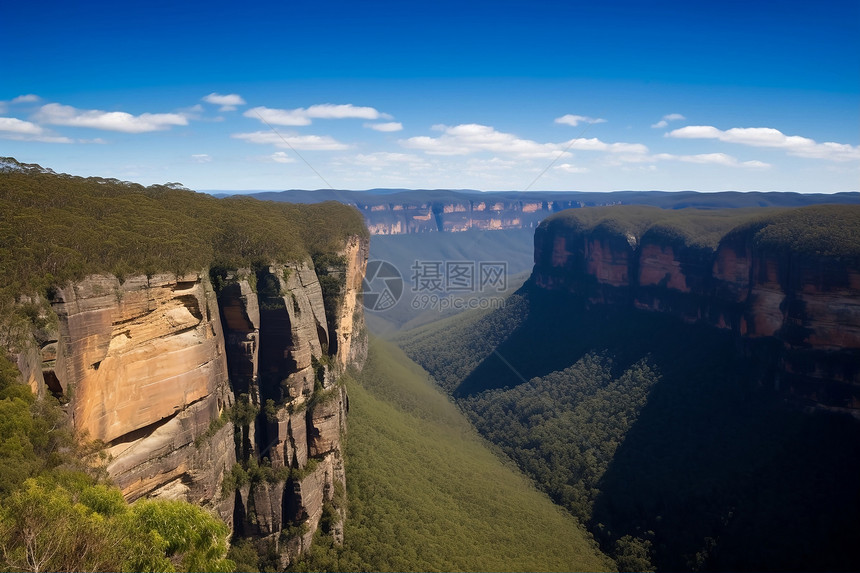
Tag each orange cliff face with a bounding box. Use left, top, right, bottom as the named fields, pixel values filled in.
left=534, top=226, right=634, bottom=305
left=25, top=272, right=237, bottom=521
left=52, top=274, right=224, bottom=446
left=13, top=234, right=370, bottom=567
left=532, top=219, right=860, bottom=412
left=638, top=243, right=691, bottom=293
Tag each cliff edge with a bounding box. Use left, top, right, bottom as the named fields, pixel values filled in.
left=533, top=205, right=860, bottom=412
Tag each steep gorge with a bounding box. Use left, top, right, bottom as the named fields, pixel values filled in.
left=397, top=204, right=860, bottom=571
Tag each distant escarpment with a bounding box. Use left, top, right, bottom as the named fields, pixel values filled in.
left=249, top=187, right=860, bottom=236
left=1, top=158, right=369, bottom=567
left=533, top=205, right=860, bottom=412
left=361, top=197, right=570, bottom=234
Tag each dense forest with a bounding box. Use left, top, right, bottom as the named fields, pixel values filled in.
left=539, top=203, right=860, bottom=258
left=0, top=157, right=366, bottom=305
left=399, top=284, right=860, bottom=570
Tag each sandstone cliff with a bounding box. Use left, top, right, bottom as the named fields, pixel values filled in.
left=533, top=206, right=860, bottom=413
left=14, top=235, right=368, bottom=566
left=215, top=236, right=368, bottom=566
left=16, top=272, right=237, bottom=520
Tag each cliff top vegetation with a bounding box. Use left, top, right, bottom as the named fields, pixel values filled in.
left=540, top=204, right=860, bottom=257
left=0, top=157, right=367, bottom=301
left=748, top=205, right=860, bottom=259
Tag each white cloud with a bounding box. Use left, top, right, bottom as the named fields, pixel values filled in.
left=402, top=123, right=569, bottom=159
left=0, top=117, right=44, bottom=135
left=564, top=137, right=649, bottom=154
left=35, top=103, right=189, bottom=133
left=555, top=114, right=607, bottom=127
left=191, top=154, right=212, bottom=163
left=202, top=93, right=246, bottom=111
left=347, top=152, right=432, bottom=173
left=12, top=94, right=41, bottom=104
left=652, top=152, right=771, bottom=169
left=741, top=160, right=772, bottom=169
left=651, top=113, right=686, bottom=128
left=467, top=157, right=517, bottom=170
left=246, top=106, right=311, bottom=126
left=555, top=163, right=589, bottom=174
left=304, top=104, right=384, bottom=120
left=353, top=152, right=424, bottom=165
left=667, top=125, right=860, bottom=162
left=232, top=130, right=350, bottom=150
left=365, top=121, right=403, bottom=132
left=246, top=103, right=388, bottom=126
left=0, top=116, right=73, bottom=143
left=401, top=123, right=648, bottom=160
left=268, top=152, right=295, bottom=163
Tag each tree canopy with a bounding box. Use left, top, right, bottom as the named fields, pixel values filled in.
left=0, top=158, right=367, bottom=302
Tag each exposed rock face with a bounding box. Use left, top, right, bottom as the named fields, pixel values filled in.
left=13, top=234, right=368, bottom=563
left=15, top=272, right=237, bottom=521
left=334, top=235, right=370, bottom=369
left=216, top=237, right=367, bottom=566
left=360, top=198, right=584, bottom=235
left=534, top=219, right=860, bottom=412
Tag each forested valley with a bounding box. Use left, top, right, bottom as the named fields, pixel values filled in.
left=398, top=283, right=860, bottom=571
left=287, top=339, right=612, bottom=572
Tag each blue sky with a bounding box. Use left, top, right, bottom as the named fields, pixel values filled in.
left=2, top=0, right=858, bottom=192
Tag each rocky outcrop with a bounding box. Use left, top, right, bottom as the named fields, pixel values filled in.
left=13, top=234, right=368, bottom=564
left=333, top=235, right=370, bottom=368
left=533, top=210, right=860, bottom=413
left=13, top=272, right=237, bottom=521
left=215, top=237, right=367, bottom=566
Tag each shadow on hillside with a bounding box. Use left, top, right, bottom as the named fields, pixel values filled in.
left=452, top=285, right=860, bottom=571
left=453, top=283, right=690, bottom=397
left=590, top=356, right=860, bottom=571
